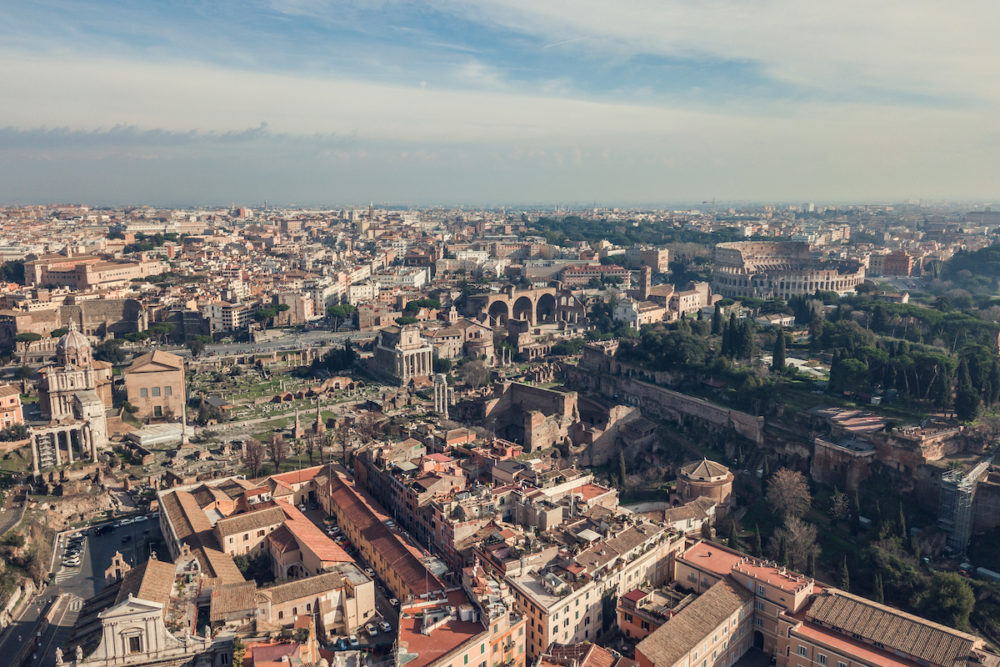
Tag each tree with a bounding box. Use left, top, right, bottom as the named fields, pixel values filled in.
left=149, top=322, right=176, bottom=343
left=829, top=488, right=849, bottom=522
left=898, top=501, right=908, bottom=539
left=356, top=412, right=381, bottom=441
left=617, top=450, right=627, bottom=488
left=924, top=572, right=974, bottom=630
left=711, top=305, right=723, bottom=335
left=267, top=434, right=287, bottom=473
left=14, top=332, right=41, bottom=343
left=95, top=339, right=126, bottom=364
left=304, top=435, right=315, bottom=466
left=807, top=551, right=816, bottom=579
left=839, top=555, right=851, bottom=591
left=770, top=516, right=818, bottom=572
left=50, top=327, right=69, bottom=338
left=186, top=335, right=211, bottom=357
left=728, top=522, right=738, bottom=549
left=461, top=360, right=490, bottom=388
left=753, top=524, right=763, bottom=556
left=873, top=573, right=884, bottom=604
left=954, top=360, right=980, bottom=422
left=327, top=304, right=357, bottom=332
left=243, top=438, right=264, bottom=478
left=771, top=328, right=786, bottom=372
left=766, top=468, right=812, bottom=519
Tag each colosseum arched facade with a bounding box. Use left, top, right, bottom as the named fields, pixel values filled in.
left=712, top=241, right=865, bottom=299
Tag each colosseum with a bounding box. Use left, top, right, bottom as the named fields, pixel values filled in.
left=712, top=241, right=865, bottom=299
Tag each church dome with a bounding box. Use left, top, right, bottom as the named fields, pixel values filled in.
left=56, top=322, right=93, bottom=367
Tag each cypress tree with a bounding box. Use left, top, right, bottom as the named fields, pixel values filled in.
left=728, top=522, right=738, bottom=549
left=617, top=450, right=627, bottom=488
left=898, top=501, right=907, bottom=539
left=778, top=536, right=788, bottom=567
left=873, top=573, right=884, bottom=603
left=807, top=551, right=816, bottom=579
left=839, top=556, right=851, bottom=591
left=772, top=328, right=786, bottom=372
left=712, top=304, right=723, bottom=335
left=753, top=524, right=763, bottom=556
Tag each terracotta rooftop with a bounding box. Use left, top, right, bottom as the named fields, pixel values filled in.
left=270, top=464, right=326, bottom=487
left=398, top=590, right=487, bottom=667
left=258, top=570, right=347, bottom=606
left=804, top=589, right=978, bottom=666
left=115, top=558, right=175, bottom=607
left=676, top=540, right=744, bottom=578
left=210, top=581, right=258, bottom=621
left=328, top=472, right=445, bottom=597
left=679, top=458, right=730, bottom=480
left=276, top=501, right=352, bottom=563
left=636, top=579, right=752, bottom=667
left=215, top=506, right=286, bottom=538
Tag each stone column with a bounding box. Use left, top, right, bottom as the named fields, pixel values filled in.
left=31, top=434, right=39, bottom=476
left=66, top=430, right=74, bottom=465
left=54, top=431, right=62, bottom=467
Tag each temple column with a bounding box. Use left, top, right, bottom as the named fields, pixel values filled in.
left=31, top=434, right=39, bottom=476
left=54, top=431, right=62, bottom=467
left=66, top=430, right=74, bottom=465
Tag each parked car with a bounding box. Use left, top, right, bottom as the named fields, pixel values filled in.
left=365, top=623, right=378, bottom=636
left=389, top=598, right=399, bottom=607
left=63, top=557, right=80, bottom=567
left=348, top=635, right=359, bottom=648
left=364, top=568, right=375, bottom=578
left=379, top=621, right=391, bottom=633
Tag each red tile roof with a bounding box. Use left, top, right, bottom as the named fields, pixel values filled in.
left=398, top=590, right=487, bottom=667
left=328, top=473, right=445, bottom=597
left=275, top=500, right=352, bottom=563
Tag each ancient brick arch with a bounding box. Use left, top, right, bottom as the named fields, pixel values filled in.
left=468, top=287, right=558, bottom=326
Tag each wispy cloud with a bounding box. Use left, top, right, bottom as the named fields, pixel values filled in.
left=0, top=1, right=998, bottom=204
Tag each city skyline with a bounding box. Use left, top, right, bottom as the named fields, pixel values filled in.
left=2, top=1, right=1000, bottom=205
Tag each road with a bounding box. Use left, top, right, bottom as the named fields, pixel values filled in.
left=33, top=594, right=81, bottom=667
left=0, top=515, right=163, bottom=666
left=182, top=330, right=373, bottom=359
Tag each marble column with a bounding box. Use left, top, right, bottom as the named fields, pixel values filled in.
left=66, top=430, right=74, bottom=465
left=31, top=435, right=39, bottom=476
left=54, top=431, right=62, bottom=467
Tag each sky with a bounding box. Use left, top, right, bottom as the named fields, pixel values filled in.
left=1, top=1, right=999, bottom=207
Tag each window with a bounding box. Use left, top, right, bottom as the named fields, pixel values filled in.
left=797, top=646, right=808, bottom=657
left=128, top=636, right=143, bottom=654
left=293, top=607, right=298, bottom=615
left=817, top=656, right=827, bottom=666
left=837, top=663, right=848, bottom=667
left=152, top=387, right=161, bottom=397
left=278, top=611, right=284, bottom=619
left=140, top=388, right=148, bottom=398
left=754, top=618, right=763, bottom=627
left=258, top=530, right=265, bottom=537
left=243, top=534, right=249, bottom=541
left=757, top=585, right=766, bottom=595
left=756, top=600, right=765, bottom=611
left=153, top=405, right=163, bottom=417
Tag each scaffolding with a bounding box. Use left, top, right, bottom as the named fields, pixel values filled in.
left=938, top=459, right=991, bottom=553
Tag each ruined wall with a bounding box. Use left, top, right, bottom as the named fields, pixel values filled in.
left=479, top=383, right=580, bottom=452
left=973, top=473, right=1000, bottom=534
left=809, top=439, right=874, bottom=492
left=60, top=299, right=146, bottom=336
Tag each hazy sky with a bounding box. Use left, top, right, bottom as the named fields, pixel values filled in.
left=1, top=1, right=999, bottom=206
